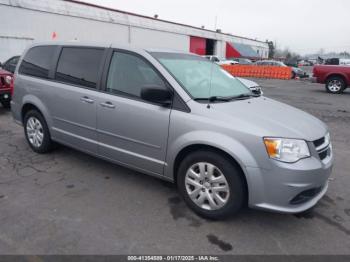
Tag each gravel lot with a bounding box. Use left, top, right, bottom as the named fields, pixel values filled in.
left=0, top=79, right=349, bottom=255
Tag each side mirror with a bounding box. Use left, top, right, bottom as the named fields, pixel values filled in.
left=250, top=86, right=263, bottom=96
left=141, top=86, right=172, bottom=106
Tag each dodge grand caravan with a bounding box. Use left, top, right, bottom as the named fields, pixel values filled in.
left=12, top=43, right=333, bottom=219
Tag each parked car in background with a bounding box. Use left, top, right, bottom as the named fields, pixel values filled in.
left=255, top=60, right=308, bottom=79
left=0, top=56, right=19, bottom=108
left=12, top=43, right=333, bottom=219
left=1, top=56, right=20, bottom=74
left=0, top=68, right=14, bottom=108
left=237, top=77, right=263, bottom=96
left=312, top=65, right=350, bottom=94
left=203, top=55, right=238, bottom=65
left=228, top=58, right=253, bottom=65
left=298, top=60, right=314, bottom=66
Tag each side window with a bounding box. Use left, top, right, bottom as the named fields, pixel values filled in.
left=3, top=57, right=18, bottom=73
left=106, top=52, right=166, bottom=99
left=55, top=47, right=104, bottom=89
left=19, top=46, right=55, bottom=79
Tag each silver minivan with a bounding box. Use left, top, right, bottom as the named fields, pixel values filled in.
left=12, top=42, right=333, bottom=219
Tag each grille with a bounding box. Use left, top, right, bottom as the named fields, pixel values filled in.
left=313, top=137, right=325, bottom=149
left=319, top=149, right=328, bottom=160
left=0, top=76, right=5, bottom=88
left=313, top=136, right=330, bottom=161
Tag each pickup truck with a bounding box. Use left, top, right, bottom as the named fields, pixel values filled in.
left=312, top=65, right=350, bottom=94
left=0, top=69, right=13, bottom=108
left=0, top=56, right=18, bottom=108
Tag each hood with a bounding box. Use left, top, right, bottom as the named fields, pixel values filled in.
left=209, top=97, right=327, bottom=141
left=0, top=68, right=12, bottom=75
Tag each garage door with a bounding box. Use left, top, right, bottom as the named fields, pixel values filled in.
left=189, top=36, right=206, bottom=55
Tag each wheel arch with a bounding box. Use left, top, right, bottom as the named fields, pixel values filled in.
left=169, top=143, right=251, bottom=205
left=21, top=95, right=52, bottom=127
left=325, top=73, right=348, bottom=86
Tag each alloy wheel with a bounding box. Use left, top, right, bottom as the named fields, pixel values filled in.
left=26, top=117, right=44, bottom=148
left=328, top=80, right=342, bottom=92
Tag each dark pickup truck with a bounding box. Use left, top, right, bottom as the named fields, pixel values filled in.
left=312, top=65, right=350, bottom=94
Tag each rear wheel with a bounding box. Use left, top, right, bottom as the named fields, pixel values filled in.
left=326, top=76, right=346, bottom=94
left=24, top=110, right=53, bottom=153
left=177, top=150, right=246, bottom=219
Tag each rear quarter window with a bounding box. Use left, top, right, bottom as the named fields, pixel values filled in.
left=19, top=46, right=56, bottom=79
left=55, top=47, right=104, bottom=89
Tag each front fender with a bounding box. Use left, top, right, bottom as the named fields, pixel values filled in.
left=164, top=130, right=258, bottom=181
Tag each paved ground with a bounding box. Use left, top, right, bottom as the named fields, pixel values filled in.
left=0, top=79, right=349, bottom=255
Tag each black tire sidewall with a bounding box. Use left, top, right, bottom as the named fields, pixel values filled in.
left=24, top=110, right=52, bottom=153
left=326, top=77, right=346, bottom=94
left=177, top=150, right=246, bottom=219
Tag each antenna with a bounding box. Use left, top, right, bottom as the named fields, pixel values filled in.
left=207, top=61, right=215, bottom=109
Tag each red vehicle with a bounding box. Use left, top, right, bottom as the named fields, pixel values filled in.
left=0, top=68, right=13, bottom=108
left=312, top=65, right=350, bottom=94
left=0, top=56, right=18, bottom=108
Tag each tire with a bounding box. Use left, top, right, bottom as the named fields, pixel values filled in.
left=291, top=71, right=296, bottom=79
left=24, top=110, right=53, bottom=153
left=177, top=150, right=246, bottom=220
left=1, top=101, right=11, bottom=109
left=326, top=76, right=346, bottom=94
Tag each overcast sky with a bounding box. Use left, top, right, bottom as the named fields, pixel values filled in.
left=82, top=0, right=350, bottom=55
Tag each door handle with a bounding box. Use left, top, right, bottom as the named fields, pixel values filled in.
left=80, top=96, right=94, bottom=104
left=100, top=101, right=115, bottom=109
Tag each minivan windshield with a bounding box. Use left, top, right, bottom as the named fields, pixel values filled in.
left=151, top=52, right=251, bottom=100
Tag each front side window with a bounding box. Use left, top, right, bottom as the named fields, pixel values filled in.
left=4, top=56, right=19, bottom=73
left=19, top=46, right=56, bottom=79
left=151, top=52, right=250, bottom=100
left=55, top=47, right=104, bottom=89
left=106, top=52, right=166, bottom=99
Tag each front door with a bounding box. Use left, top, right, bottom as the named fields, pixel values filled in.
left=96, top=51, right=171, bottom=175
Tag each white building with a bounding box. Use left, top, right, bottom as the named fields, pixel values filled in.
left=0, top=0, right=269, bottom=62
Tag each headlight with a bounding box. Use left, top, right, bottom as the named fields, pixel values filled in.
left=5, top=75, right=12, bottom=85
left=263, top=137, right=310, bottom=163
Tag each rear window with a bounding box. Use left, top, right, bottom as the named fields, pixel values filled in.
left=19, top=46, right=56, bottom=79
left=55, top=47, right=104, bottom=89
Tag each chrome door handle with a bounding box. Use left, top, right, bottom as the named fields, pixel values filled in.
left=100, top=102, right=115, bottom=109
left=80, top=96, right=94, bottom=104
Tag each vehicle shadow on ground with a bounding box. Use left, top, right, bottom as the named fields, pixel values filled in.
left=51, top=144, right=341, bottom=228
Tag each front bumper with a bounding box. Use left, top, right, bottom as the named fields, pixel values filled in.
left=0, top=89, right=11, bottom=102
left=246, top=151, right=333, bottom=214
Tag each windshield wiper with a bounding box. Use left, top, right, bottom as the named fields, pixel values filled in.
left=194, top=96, right=232, bottom=102
left=225, top=93, right=259, bottom=100
left=194, top=94, right=258, bottom=102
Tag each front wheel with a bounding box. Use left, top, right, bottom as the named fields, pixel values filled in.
left=326, top=76, right=346, bottom=94
left=177, top=150, right=246, bottom=219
